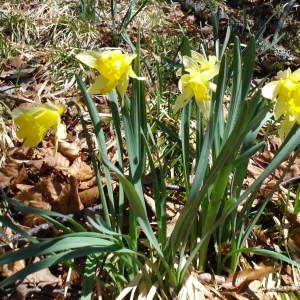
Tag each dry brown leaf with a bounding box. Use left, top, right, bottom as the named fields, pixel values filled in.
left=42, top=151, right=70, bottom=169
left=78, top=176, right=97, bottom=190
left=40, top=175, right=63, bottom=203
left=0, top=259, right=25, bottom=278
left=68, top=157, right=93, bottom=181
left=23, top=213, right=48, bottom=227
left=253, top=229, right=272, bottom=247
left=22, top=265, right=61, bottom=288
left=281, top=265, right=300, bottom=286
left=51, top=176, right=83, bottom=213
left=222, top=266, right=279, bottom=290
left=198, top=272, right=226, bottom=285
left=16, top=258, right=61, bottom=299
left=248, top=280, right=272, bottom=300
left=79, top=186, right=99, bottom=207
left=0, top=66, right=36, bottom=80
left=58, top=141, right=80, bottom=161
left=14, top=184, right=52, bottom=226
left=288, top=231, right=300, bottom=262
left=0, top=162, right=20, bottom=189
left=248, top=162, right=264, bottom=179
left=15, top=186, right=44, bottom=204
left=222, top=291, right=249, bottom=300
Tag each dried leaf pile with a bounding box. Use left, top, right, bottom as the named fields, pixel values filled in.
left=0, top=0, right=300, bottom=299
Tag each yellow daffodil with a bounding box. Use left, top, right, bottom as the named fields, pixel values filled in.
left=12, top=103, right=66, bottom=148
left=262, top=67, right=300, bottom=138
left=76, top=49, right=145, bottom=99
left=174, top=51, right=220, bottom=117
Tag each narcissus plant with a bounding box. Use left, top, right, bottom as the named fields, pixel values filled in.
left=173, top=51, right=220, bottom=117
left=262, top=67, right=300, bottom=138
left=12, top=103, right=66, bottom=148
left=76, top=49, right=145, bottom=99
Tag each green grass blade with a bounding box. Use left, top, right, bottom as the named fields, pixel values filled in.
left=226, top=247, right=300, bottom=268
left=87, top=214, right=123, bottom=236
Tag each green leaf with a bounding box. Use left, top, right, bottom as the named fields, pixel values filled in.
left=227, top=247, right=300, bottom=268
left=0, top=234, right=117, bottom=267
left=112, top=169, right=163, bottom=257
left=0, top=246, right=121, bottom=289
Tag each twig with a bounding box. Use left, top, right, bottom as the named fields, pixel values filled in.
left=280, top=175, right=300, bottom=187
left=263, top=285, right=300, bottom=293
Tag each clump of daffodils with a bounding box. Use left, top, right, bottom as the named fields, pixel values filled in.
left=262, top=67, right=300, bottom=139
left=173, top=51, right=220, bottom=117
left=76, top=49, right=145, bottom=99
left=12, top=103, right=66, bottom=149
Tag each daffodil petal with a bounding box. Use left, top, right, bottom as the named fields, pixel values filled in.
left=76, top=49, right=144, bottom=99
left=278, top=117, right=294, bottom=140
left=276, top=68, right=291, bottom=80
left=209, top=82, right=217, bottom=92
left=291, top=68, right=300, bottom=82
left=116, top=73, right=129, bottom=100
left=195, top=99, right=210, bottom=119
left=261, top=81, right=279, bottom=100
left=190, top=51, right=206, bottom=65
left=56, top=123, right=67, bottom=140
left=88, top=76, right=117, bottom=94
left=128, top=68, right=146, bottom=80
left=12, top=103, right=65, bottom=148
left=173, top=87, right=193, bottom=112
left=175, top=51, right=219, bottom=116
left=274, top=97, right=287, bottom=120
left=76, top=51, right=102, bottom=69
left=183, top=56, right=199, bottom=73
left=199, top=63, right=220, bottom=81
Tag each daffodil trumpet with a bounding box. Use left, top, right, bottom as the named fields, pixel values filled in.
left=76, top=49, right=145, bottom=100
left=12, top=102, right=66, bottom=150
left=174, top=51, right=220, bottom=118
left=262, top=67, right=300, bottom=139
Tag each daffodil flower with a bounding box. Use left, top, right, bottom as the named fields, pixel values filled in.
left=76, top=49, right=145, bottom=99
left=262, top=67, right=300, bottom=138
left=174, top=51, right=220, bottom=117
left=12, top=103, right=66, bottom=149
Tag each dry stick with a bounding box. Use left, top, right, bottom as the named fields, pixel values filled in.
left=280, top=175, right=300, bottom=187
left=263, top=285, right=300, bottom=293
left=273, top=0, right=297, bottom=42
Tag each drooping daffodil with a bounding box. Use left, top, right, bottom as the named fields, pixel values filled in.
left=262, top=67, right=300, bottom=139
left=173, top=51, right=220, bottom=117
left=76, top=49, right=145, bottom=99
left=12, top=102, right=66, bottom=149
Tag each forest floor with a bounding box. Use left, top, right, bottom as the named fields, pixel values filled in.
left=0, top=0, right=299, bottom=299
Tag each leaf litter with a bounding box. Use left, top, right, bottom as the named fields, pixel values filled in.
left=0, top=0, right=299, bottom=299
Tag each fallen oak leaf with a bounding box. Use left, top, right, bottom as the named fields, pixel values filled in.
left=67, top=157, right=94, bottom=181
